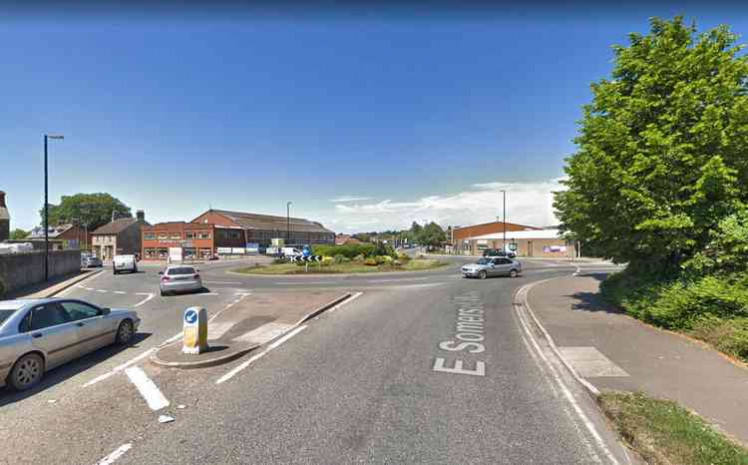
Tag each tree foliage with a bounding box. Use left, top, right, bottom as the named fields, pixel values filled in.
left=9, top=228, right=29, bottom=240
left=40, top=193, right=132, bottom=231
left=554, top=17, right=748, bottom=270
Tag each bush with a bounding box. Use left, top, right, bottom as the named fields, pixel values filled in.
left=397, top=252, right=411, bottom=262
left=392, top=259, right=403, bottom=267
left=321, top=256, right=334, bottom=266
left=364, top=258, right=378, bottom=266
left=272, top=258, right=286, bottom=265
left=374, top=255, right=388, bottom=265
left=332, top=254, right=349, bottom=264
left=313, top=244, right=376, bottom=259
left=353, top=254, right=366, bottom=262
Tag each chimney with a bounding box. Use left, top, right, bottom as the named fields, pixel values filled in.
left=0, top=191, right=9, bottom=242
left=136, top=210, right=145, bottom=222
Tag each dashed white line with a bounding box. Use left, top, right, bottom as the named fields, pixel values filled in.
left=203, top=280, right=240, bottom=284
left=95, top=443, right=132, bottom=465
left=216, top=325, right=307, bottom=385
left=133, top=292, right=155, bottom=307
left=194, top=292, right=219, bottom=296
left=96, top=289, right=108, bottom=293
left=275, top=281, right=337, bottom=285
left=125, top=366, right=170, bottom=411
left=113, top=291, right=126, bottom=295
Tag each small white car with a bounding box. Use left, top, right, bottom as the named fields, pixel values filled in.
left=113, top=255, right=138, bottom=275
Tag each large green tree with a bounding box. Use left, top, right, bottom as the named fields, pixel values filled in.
left=40, top=193, right=132, bottom=231
left=554, top=17, right=748, bottom=271
left=9, top=228, right=29, bottom=240
left=419, top=222, right=447, bottom=247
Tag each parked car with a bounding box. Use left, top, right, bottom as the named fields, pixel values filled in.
left=0, top=298, right=140, bottom=391
left=482, top=248, right=516, bottom=259
left=81, top=254, right=103, bottom=268
left=462, top=257, right=522, bottom=279
left=159, top=265, right=203, bottom=296
left=113, top=254, right=138, bottom=274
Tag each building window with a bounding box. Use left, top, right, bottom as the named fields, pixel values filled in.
left=231, top=231, right=240, bottom=239
left=158, top=233, right=168, bottom=239
left=170, top=233, right=181, bottom=240
left=157, top=248, right=168, bottom=259
left=144, top=248, right=156, bottom=259
left=144, top=233, right=155, bottom=240
left=199, top=232, right=211, bottom=239
left=186, top=232, right=195, bottom=239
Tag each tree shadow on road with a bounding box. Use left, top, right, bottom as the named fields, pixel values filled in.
left=565, top=273, right=625, bottom=315
left=0, top=332, right=152, bottom=408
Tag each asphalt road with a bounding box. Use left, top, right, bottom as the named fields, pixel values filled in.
left=1, top=256, right=632, bottom=464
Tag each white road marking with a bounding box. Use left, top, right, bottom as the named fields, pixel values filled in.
left=365, top=277, right=429, bottom=283
left=162, top=332, right=183, bottom=345
left=96, top=289, right=108, bottom=293
left=203, top=280, right=240, bottom=284
left=113, top=291, right=126, bottom=295
left=125, top=366, right=170, bottom=411
left=133, top=292, right=155, bottom=307
left=194, top=292, right=220, bottom=296
left=514, top=282, right=620, bottom=465
left=216, top=325, right=307, bottom=385
left=95, top=443, right=132, bottom=465
left=558, top=347, right=629, bottom=378
left=233, top=322, right=294, bottom=344
left=320, top=291, right=364, bottom=315
left=82, top=348, right=157, bottom=388
left=275, top=281, right=337, bottom=285
left=55, top=271, right=104, bottom=297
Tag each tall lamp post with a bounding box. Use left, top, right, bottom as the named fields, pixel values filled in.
left=286, top=201, right=292, bottom=246
left=44, top=134, right=64, bottom=281
left=501, top=190, right=507, bottom=252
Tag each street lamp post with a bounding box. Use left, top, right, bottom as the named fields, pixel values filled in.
left=501, top=190, right=507, bottom=253
left=44, top=134, right=64, bottom=281
left=286, top=201, right=292, bottom=246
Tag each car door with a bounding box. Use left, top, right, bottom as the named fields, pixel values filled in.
left=488, top=258, right=502, bottom=276
left=28, top=303, right=81, bottom=369
left=59, top=301, right=116, bottom=352
left=494, top=258, right=512, bottom=275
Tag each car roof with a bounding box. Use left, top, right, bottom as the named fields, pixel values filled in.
left=0, top=299, right=52, bottom=311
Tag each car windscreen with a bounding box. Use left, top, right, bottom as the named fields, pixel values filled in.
left=0, top=309, right=16, bottom=326
left=477, top=258, right=490, bottom=265
left=168, top=267, right=196, bottom=275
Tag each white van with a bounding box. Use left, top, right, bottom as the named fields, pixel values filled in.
left=113, top=254, right=138, bottom=274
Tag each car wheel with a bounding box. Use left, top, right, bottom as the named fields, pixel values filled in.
left=509, top=269, right=518, bottom=278
left=116, top=320, right=135, bottom=345
left=160, top=289, right=167, bottom=297
left=478, top=270, right=487, bottom=280
left=9, top=353, right=44, bottom=391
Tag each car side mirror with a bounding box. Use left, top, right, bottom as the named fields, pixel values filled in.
left=101, top=307, right=111, bottom=315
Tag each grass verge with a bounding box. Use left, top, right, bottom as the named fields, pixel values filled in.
left=233, top=259, right=450, bottom=275
left=599, top=392, right=748, bottom=465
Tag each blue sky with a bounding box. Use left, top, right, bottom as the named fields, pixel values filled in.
left=3, top=5, right=748, bottom=233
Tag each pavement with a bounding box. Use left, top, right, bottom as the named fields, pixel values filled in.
left=0, top=255, right=638, bottom=464
left=6, top=268, right=103, bottom=299
left=525, top=271, right=748, bottom=446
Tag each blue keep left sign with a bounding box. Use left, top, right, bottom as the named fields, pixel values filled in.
left=184, top=309, right=198, bottom=324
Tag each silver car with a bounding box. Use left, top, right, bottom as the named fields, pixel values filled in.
left=81, top=254, right=103, bottom=268
left=462, top=257, right=522, bottom=279
left=0, top=298, right=140, bottom=391
left=159, top=265, right=203, bottom=296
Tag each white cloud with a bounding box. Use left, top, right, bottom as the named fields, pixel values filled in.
left=320, top=178, right=566, bottom=233
left=329, top=196, right=371, bottom=202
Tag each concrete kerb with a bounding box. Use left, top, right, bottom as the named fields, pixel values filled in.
left=150, top=291, right=354, bottom=369
left=513, top=275, right=602, bottom=400
left=16, top=268, right=104, bottom=299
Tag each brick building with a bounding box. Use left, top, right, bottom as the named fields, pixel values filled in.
left=91, top=211, right=150, bottom=260
left=29, top=224, right=89, bottom=250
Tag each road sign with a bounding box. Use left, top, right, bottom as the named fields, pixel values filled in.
left=182, top=306, right=208, bottom=354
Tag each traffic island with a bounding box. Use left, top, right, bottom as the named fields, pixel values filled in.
left=151, top=290, right=353, bottom=369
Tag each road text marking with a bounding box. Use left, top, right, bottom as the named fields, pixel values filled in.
left=433, top=291, right=486, bottom=377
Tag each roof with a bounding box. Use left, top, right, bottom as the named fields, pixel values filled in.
left=454, top=221, right=541, bottom=231
left=208, top=209, right=334, bottom=234
left=467, top=229, right=565, bottom=241
left=335, top=234, right=361, bottom=245
left=92, top=218, right=141, bottom=235
left=29, top=224, right=74, bottom=239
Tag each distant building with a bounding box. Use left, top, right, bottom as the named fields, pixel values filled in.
left=335, top=234, right=361, bottom=246
left=29, top=223, right=88, bottom=250
left=141, top=209, right=335, bottom=260
left=91, top=210, right=150, bottom=260
left=452, top=221, right=575, bottom=258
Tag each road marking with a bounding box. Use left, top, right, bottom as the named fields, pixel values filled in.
left=208, top=322, right=237, bottom=340
left=233, top=322, right=294, bottom=344
left=96, top=289, right=108, bottom=293
left=216, top=325, right=307, bottom=385
left=203, top=280, right=241, bottom=284
left=113, top=291, right=126, bottom=295
left=82, top=348, right=158, bottom=388
left=514, top=282, right=620, bottom=465
left=365, top=277, right=429, bottom=283
left=194, top=292, right=219, bottom=296
left=95, top=443, right=132, bottom=465
left=275, top=281, right=337, bottom=285
left=558, top=347, right=629, bottom=378
left=325, top=291, right=364, bottom=314
left=133, top=292, right=155, bottom=307
left=125, top=366, right=170, bottom=411
left=433, top=291, right=487, bottom=377
left=55, top=271, right=104, bottom=297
